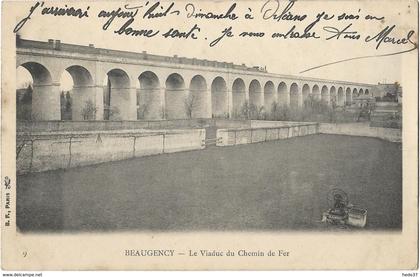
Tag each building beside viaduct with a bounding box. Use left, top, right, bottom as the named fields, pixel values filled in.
left=17, top=37, right=374, bottom=121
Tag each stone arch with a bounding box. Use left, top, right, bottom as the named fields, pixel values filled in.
left=312, top=85, right=321, bottom=100
left=302, top=84, right=310, bottom=106
left=278, top=82, right=289, bottom=106
left=321, top=85, right=329, bottom=104
left=352, top=88, right=358, bottom=97
left=66, top=65, right=93, bottom=87
left=365, top=89, right=370, bottom=95
left=19, top=62, right=52, bottom=85
left=165, top=73, right=186, bottom=119
left=17, top=62, right=59, bottom=120
left=104, top=68, right=131, bottom=120
left=290, top=83, right=300, bottom=109
left=232, top=78, right=246, bottom=117
left=346, top=88, right=352, bottom=105
left=189, top=75, right=208, bottom=118
left=264, top=81, right=275, bottom=109
left=249, top=79, right=263, bottom=107
left=337, top=87, right=344, bottom=106
left=63, top=65, right=94, bottom=121
left=211, top=76, right=228, bottom=117
left=359, top=88, right=364, bottom=95
left=138, top=71, right=161, bottom=119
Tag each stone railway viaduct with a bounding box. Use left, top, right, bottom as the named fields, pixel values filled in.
left=17, top=38, right=374, bottom=121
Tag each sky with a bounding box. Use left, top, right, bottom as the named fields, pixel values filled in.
left=13, top=0, right=416, bottom=90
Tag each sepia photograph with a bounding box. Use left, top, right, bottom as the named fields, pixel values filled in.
left=1, top=0, right=418, bottom=271
left=15, top=35, right=402, bottom=232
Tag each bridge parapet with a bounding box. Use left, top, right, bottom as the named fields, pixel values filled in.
left=18, top=37, right=266, bottom=73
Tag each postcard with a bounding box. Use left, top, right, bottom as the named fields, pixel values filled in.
left=1, top=0, right=418, bottom=270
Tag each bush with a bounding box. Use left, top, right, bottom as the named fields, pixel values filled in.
left=104, top=105, right=120, bottom=120
left=249, top=103, right=264, bottom=119
left=269, top=102, right=292, bottom=121
left=137, top=104, right=149, bottom=120
left=236, top=95, right=380, bottom=124
left=17, top=104, right=32, bottom=121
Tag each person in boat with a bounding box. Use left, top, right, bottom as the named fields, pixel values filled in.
left=330, top=193, right=347, bottom=217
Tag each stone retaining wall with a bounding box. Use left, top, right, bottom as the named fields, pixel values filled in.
left=17, top=129, right=205, bottom=174
left=319, top=123, right=401, bottom=142
left=216, top=123, right=319, bottom=146
left=17, top=119, right=255, bottom=132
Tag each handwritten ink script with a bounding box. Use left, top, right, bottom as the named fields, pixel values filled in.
left=13, top=0, right=417, bottom=71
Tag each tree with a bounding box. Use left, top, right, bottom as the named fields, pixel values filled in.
left=184, top=93, right=196, bottom=119
left=60, top=91, right=72, bottom=120
left=279, top=105, right=291, bottom=121
left=60, top=91, right=66, bottom=119
left=103, top=104, right=121, bottom=120
left=81, top=99, right=97, bottom=120
left=17, top=84, right=33, bottom=120
left=65, top=91, right=72, bottom=111
left=270, top=101, right=280, bottom=120
left=270, top=101, right=292, bottom=121
left=240, top=101, right=251, bottom=119
left=328, top=98, right=337, bottom=122
left=248, top=103, right=264, bottom=119
left=137, top=104, right=149, bottom=119
left=108, top=106, right=120, bottom=120
left=21, top=84, right=32, bottom=104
